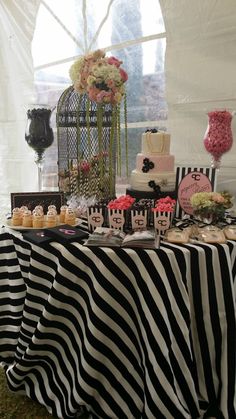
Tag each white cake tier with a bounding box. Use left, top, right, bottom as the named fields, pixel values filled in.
left=142, top=131, right=170, bottom=155
left=130, top=169, right=176, bottom=192
left=136, top=153, right=174, bottom=172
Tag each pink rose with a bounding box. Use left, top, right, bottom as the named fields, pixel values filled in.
left=96, top=90, right=112, bottom=104
left=88, top=86, right=100, bottom=102
left=107, top=79, right=115, bottom=88
left=119, top=68, right=128, bottom=82
left=107, top=56, right=122, bottom=67
left=79, top=161, right=90, bottom=173
left=211, top=193, right=225, bottom=203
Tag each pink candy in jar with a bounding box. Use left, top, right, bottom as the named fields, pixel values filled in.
left=203, top=110, right=233, bottom=169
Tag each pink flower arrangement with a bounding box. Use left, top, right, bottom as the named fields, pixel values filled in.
left=107, top=195, right=135, bottom=210
left=69, top=49, right=128, bottom=105
left=190, top=191, right=233, bottom=221
left=79, top=160, right=91, bottom=173
left=152, top=196, right=176, bottom=212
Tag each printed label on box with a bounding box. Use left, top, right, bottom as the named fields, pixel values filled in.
left=131, top=212, right=148, bottom=230
left=108, top=210, right=125, bottom=230
left=154, top=213, right=171, bottom=234
left=87, top=208, right=104, bottom=232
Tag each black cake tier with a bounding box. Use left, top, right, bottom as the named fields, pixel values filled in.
left=126, top=188, right=177, bottom=201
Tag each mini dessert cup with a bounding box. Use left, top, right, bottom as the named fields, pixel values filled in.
left=48, top=205, right=57, bottom=213
left=32, top=212, right=44, bottom=228
left=19, top=206, right=28, bottom=221
left=22, top=210, right=33, bottom=227
left=223, top=225, right=236, bottom=240
left=34, top=205, right=44, bottom=215
left=46, top=210, right=57, bottom=228
left=64, top=208, right=76, bottom=226
left=12, top=208, right=22, bottom=226
left=59, top=205, right=68, bottom=223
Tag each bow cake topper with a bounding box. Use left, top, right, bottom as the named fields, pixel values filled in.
left=145, top=128, right=158, bottom=133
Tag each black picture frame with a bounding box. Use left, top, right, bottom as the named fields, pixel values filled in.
left=10, top=192, right=65, bottom=214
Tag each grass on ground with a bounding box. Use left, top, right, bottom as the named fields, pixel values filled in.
left=0, top=367, right=58, bottom=419
left=0, top=366, right=92, bottom=419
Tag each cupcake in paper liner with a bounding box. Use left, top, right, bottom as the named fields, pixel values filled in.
left=46, top=210, right=57, bottom=228
left=59, top=205, right=68, bottom=223
left=48, top=205, right=57, bottom=215
left=12, top=208, right=22, bottom=226
left=32, top=211, right=44, bottom=228
left=22, top=210, right=33, bottom=228
left=64, top=208, right=76, bottom=226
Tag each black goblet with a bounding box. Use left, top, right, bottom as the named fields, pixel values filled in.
left=25, top=108, right=54, bottom=191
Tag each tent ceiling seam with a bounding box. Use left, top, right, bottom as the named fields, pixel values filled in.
left=82, top=0, right=87, bottom=53
left=41, top=0, right=84, bottom=50
left=88, top=0, right=115, bottom=52
left=34, top=32, right=166, bottom=71
left=121, top=121, right=168, bottom=129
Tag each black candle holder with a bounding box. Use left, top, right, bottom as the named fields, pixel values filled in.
left=25, top=108, right=54, bottom=191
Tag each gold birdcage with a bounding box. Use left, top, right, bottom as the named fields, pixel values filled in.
left=56, top=87, right=117, bottom=200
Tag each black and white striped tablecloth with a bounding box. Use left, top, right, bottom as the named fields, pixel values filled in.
left=0, top=226, right=235, bottom=419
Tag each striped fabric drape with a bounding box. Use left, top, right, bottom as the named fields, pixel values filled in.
left=0, top=226, right=235, bottom=419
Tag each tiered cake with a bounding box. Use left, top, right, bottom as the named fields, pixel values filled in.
left=127, top=129, right=176, bottom=199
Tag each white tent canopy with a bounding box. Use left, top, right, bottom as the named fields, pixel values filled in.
left=0, top=0, right=236, bottom=214
left=0, top=0, right=40, bottom=213
left=162, top=0, right=236, bottom=182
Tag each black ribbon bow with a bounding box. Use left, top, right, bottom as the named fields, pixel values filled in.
left=145, top=128, right=158, bottom=133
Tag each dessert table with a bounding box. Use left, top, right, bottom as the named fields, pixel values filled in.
left=0, top=224, right=235, bottom=419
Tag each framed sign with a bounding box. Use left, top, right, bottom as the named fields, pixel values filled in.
left=11, top=192, right=64, bottom=214
left=175, top=166, right=217, bottom=218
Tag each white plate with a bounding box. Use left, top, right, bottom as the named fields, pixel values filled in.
left=5, top=217, right=82, bottom=230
